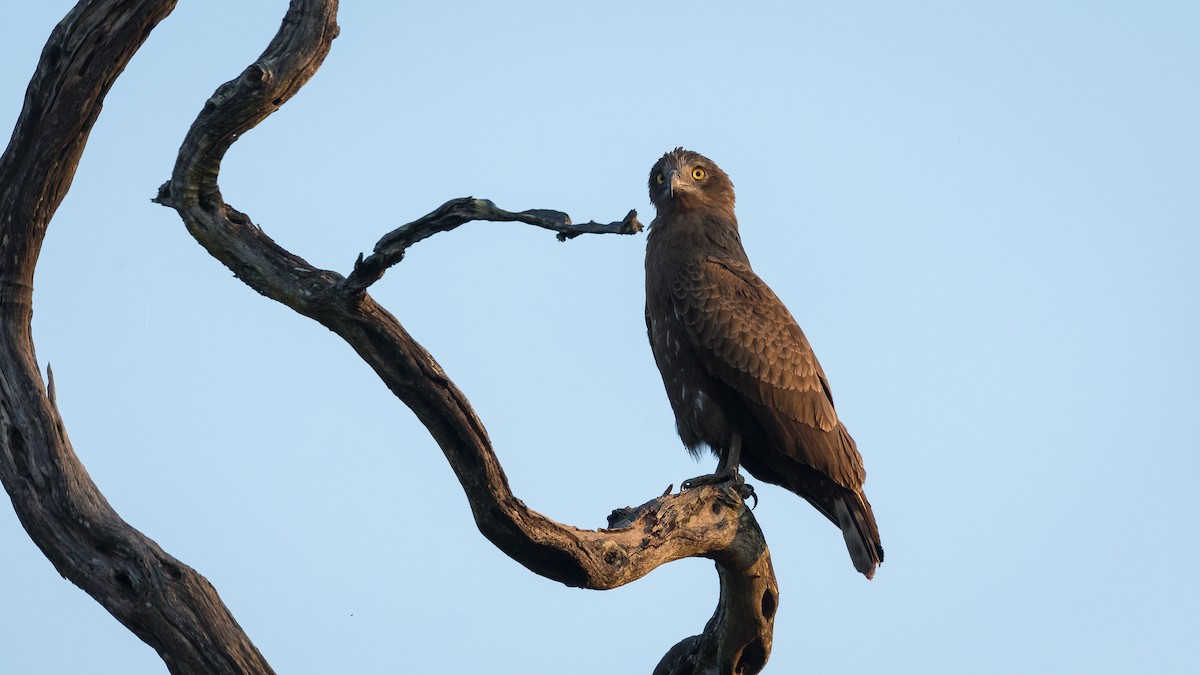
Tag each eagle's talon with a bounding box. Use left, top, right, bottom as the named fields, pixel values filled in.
left=739, top=483, right=758, bottom=509
left=681, top=467, right=740, bottom=492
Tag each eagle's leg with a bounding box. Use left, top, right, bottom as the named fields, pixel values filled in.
left=681, top=433, right=757, bottom=506
left=716, top=431, right=742, bottom=474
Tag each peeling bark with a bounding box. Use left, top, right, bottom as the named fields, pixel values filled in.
left=2, top=1, right=780, bottom=672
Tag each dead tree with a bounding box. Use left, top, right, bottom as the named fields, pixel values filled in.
left=0, top=2, right=778, bottom=673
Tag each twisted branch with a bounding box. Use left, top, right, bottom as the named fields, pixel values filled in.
left=155, top=1, right=778, bottom=670
left=3, top=0, right=779, bottom=672
left=0, top=2, right=275, bottom=674
left=346, top=197, right=641, bottom=290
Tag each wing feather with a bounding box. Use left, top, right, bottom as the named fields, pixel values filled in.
left=671, top=256, right=864, bottom=488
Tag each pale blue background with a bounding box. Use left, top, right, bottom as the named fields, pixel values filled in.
left=2, top=2, right=1197, bottom=673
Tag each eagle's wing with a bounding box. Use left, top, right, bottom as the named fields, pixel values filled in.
left=671, top=256, right=865, bottom=488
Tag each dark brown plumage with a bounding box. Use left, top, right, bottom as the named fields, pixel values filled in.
left=644, top=148, right=883, bottom=578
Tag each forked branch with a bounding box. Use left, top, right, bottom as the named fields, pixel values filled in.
left=2, top=0, right=779, bottom=672
left=155, top=0, right=778, bottom=670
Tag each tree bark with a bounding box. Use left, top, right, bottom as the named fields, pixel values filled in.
left=2, top=1, right=780, bottom=673
left=0, top=2, right=276, bottom=674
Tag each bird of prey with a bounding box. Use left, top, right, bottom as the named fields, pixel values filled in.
left=644, top=148, right=883, bottom=578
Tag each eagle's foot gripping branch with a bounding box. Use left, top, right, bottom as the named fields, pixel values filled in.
left=681, top=468, right=757, bottom=508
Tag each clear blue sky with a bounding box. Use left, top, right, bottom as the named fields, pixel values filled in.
left=2, top=2, right=1197, bottom=673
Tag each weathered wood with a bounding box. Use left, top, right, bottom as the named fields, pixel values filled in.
left=154, top=0, right=779, bottom=669
left=0, top=2, right=276, bottom=674
left=346, top=197, right=642, bottom=290
left=3, top=0, right=780, bottom=672
left=654, top=508, right=778, bottom=675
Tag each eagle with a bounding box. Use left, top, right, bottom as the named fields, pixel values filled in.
left=644, top=148, right=883, bottom=578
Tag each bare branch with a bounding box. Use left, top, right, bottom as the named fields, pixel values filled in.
left=154, top=0, right=777, bottom=669
left=345, top=197, right=642, bottom=290
left=653, top=508, right=778, bottom=674
left=0, top=2, right=278, bottom=674
left=3, top=0, right=778, bottom=672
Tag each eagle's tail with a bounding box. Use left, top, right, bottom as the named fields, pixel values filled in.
left=834, top=489, right=884, bottom=579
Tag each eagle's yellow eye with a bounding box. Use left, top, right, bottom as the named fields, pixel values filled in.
left=655, top=173, right=665, bottom=185
left=692, top=167, right=706, bottom=180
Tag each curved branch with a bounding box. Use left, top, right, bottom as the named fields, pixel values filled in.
left=345, top=197, right=642, bottom=290
left=154, top=1, right=777, bottom=672
left=0, top=2, right=277, bottom=674
left=2, top=0, right=779, bottom=672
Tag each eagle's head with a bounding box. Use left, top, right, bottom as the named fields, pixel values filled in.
left=647, top=148, right=736, bottom=216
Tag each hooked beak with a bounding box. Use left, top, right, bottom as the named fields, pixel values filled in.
left=666, top=169, right=686, bottom=198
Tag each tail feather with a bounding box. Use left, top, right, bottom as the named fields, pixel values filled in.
left=834, top=490, right=884, bottom=579
left=741, top=446, right=884, bottom=578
